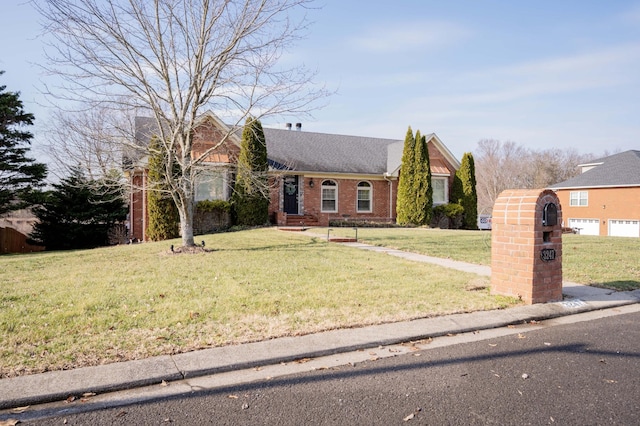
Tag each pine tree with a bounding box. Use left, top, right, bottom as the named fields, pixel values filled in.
left=30, top=168, right=127, bottom=250
left=451, top=152, right=478, bottom=229
left=413, top=132, right=433, bottom=225
left=395, top=127, right=416, bottom=225
left=0, top=71, right=47, bottom=214
left=232, top=117, right=269, bottom=226
left=146, top=136, right=180, bottom=241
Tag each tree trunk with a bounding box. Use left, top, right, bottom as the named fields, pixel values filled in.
left=179, top=197, right=195, bottom=247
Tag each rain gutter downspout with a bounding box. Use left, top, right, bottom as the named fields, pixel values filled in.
left=383, top=172, right=393, bottom=221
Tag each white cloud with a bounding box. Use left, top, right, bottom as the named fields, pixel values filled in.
left=349, top=21, right=470, bottom=53
left=426, top=42, right=640, bottom=106
left=312, top=41, right=640, bottom=155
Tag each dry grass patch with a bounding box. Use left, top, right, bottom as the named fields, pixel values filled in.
left=0, top=228, right=518, bottom=378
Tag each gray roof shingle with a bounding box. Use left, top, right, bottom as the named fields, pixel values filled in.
left=132, top=114, right=452, bottom=176
left=550, top=150, right=640, bottom=189
left=264, top=128, right=409, bottom=175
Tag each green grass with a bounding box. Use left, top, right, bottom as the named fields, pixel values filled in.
left=0, top=228, right=516, bottom=378
left=3, top=227, right=637, bottom=378
left=563, top=235, right=640, bottom=291
left=325, top=227, right=640, bottom=290
left=327, top=227, right=493, bottom=264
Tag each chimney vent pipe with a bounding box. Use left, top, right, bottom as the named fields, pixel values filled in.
left=285, top=123, right=292, bottom=130
left=295, top=123, right=302, bottom=131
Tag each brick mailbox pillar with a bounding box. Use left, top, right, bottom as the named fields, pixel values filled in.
left=491, top=189, right=563, bottom=304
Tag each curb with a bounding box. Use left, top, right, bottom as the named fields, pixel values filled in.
left=1, top=290, right=638, bottom=410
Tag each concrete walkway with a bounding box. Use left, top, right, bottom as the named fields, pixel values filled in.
left=343, top=241, right=492, bottom=276
left=1, top=238, right=639, bottom=412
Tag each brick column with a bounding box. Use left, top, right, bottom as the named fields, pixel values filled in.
left=491, top=189, right=563, bottom=304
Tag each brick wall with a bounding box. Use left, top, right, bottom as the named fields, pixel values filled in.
left=191, top=121, right=240, bottom=163
left=491, top=189, right=563, bottom=304
left=269, top=175, right=397, bottom=226
left=128, top=117, right=240, bottom=241
left=427, top=142, right=457, bottom=191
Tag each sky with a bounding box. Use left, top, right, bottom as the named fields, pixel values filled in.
left=1, top=0, right=639, bottom=162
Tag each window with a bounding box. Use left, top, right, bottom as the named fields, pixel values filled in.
left=321, top=180, right=337, bottom=212
left=357, top=181, right=372, bottom=212
left=195, top=170, right=227, bottom=201
left=432, top=177, right=448, bottom=205
left=569, top=191, right=588, bottom=207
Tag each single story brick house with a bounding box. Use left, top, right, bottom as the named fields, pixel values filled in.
left=127, top=112, right=460, bottom=240
left=549, top=150, right=640, bottom=237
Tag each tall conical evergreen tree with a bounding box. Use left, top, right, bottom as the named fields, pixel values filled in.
left=411, top=129, right=424, bottom=224
left=412, top=132, right=433, bottom=225
left=232, top=117, right=269, bottom=226
left=146, top=136, right=180, bottom=241
left=451, top=152, right=478, bottom=229
left=395, top=127, right=416, bottom=225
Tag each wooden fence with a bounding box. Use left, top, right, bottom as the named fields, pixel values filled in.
left=0, top=226, right=45, bottom=254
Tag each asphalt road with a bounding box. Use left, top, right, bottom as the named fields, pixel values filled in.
left=21, top=310, right=640, bottom=425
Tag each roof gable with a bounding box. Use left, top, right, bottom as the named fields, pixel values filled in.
left=550, top=150, right=640, bottom=189
left=134, top=112, right=242, bottom=146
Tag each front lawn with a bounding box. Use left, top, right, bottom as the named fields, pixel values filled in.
left=0, top=228, right=516, bottom=378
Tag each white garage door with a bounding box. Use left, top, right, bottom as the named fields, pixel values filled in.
left=609, top=220, right=640, bottom=237
left=568, top=218, right=600, bottom=236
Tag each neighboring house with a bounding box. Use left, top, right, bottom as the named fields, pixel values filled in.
left=549, top=150, right=640, bottom=237
left=126, top=112, right=460, bottom=240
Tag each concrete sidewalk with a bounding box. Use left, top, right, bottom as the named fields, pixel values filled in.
left=1, top=240, right=639, bottom=411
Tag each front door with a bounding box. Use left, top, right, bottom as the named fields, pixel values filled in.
left=283, top=175, right=299, bottom=215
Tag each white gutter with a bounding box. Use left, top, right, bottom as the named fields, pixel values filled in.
left=383, top=172, right=393, bottom=221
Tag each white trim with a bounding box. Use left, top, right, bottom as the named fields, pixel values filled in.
left=551, top=184, right=640, bottom=190
left=356, top=181, right=373, bottom=213
left=569, top=190, right=588, bottom=207
left=273, top=171, right=391, bottom=180
left=321, top=179, right=338, bottom=213
left=432, top=176, right=449, bottom=205
left=428, top=133, right=461, bottom=170
left=194, top=168, right=229, bottom=202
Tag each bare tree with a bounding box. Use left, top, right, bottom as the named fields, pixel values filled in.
left=34, top=0, right=328, bottom=247
left=474, top=139, right=530, bottom=214
left=474, top=139, right=595, bottom=214
left=525, top=148, right=588, bottom=189
left=42, top=106, right=134, bottom=181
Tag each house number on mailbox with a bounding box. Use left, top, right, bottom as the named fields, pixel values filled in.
left=540, top=248, right=556, bottom=262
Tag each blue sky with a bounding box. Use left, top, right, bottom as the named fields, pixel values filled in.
left=1, top=0, right=639, bottom=161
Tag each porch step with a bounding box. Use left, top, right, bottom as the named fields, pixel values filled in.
left=285, top=214, right=319, bottom=227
